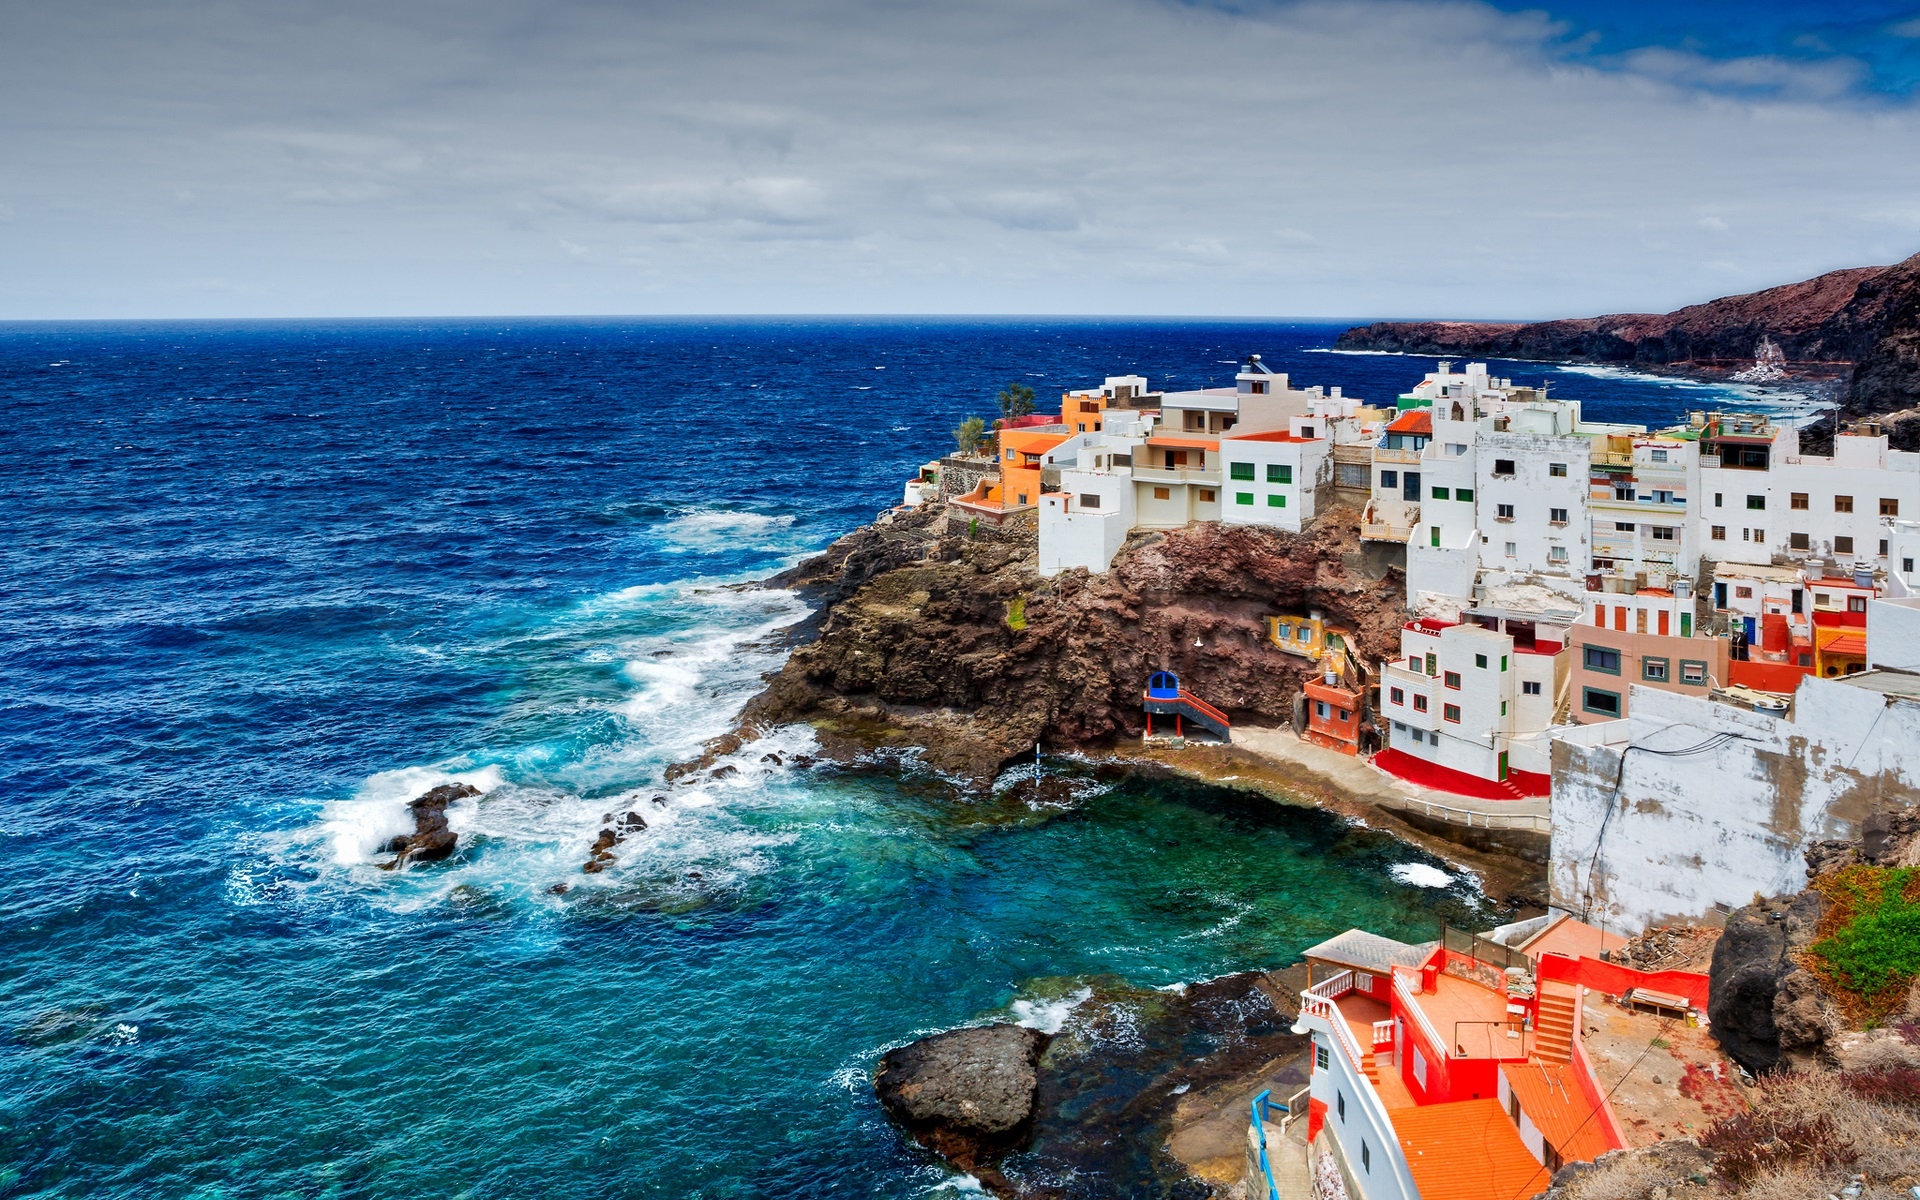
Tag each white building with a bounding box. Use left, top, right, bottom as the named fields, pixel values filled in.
left=1693, top=414, right=1920, bottom=570
left=1869, top=518, right=1920, bottom=670
left=1589, top=432, right=1700, bottom=589
left=1037, top=409, right=1156, bottom=577
left=1376, top=612, right=1568, bottom=789
left=1219, top=419, right=1331, bottom=533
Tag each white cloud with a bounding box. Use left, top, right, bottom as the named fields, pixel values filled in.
left=0, top=0, right=1915, bottom=318
left=1890, top=17, right=1920, bottom=38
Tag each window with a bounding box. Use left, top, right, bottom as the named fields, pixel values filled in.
left=1235, top=491, right=1254, bottom=505
left=1080, top=494, right=1101, bottom=509
left=1230, top=461, right=1254, bottom=481
left=1711, top=525, right=1726, bottom=541
left=1816, top=592, right=1832, bottom=606
left=1615, top=486, right=1636, bottom=502
left=1884, top=499, right=1901, bottom=517
left=1881, top=539, right=1890, bottom=557
left=1267, top=463, right=1291, bottom=484
left=1850, top=596, right=1867, bottom=613
left=1791, top=492, right=1809, bottom=510
left=1550, top=463, right=1568, bottom=477
left=1494, top=458, right=1515, bottom=476
left=1268, top=494, right=1286, bottom=508
left=1505, top=541, right=1517, bottom=557
left=1714, top=492, right=1724, bottom=508
left=1338, top=1091, right=1346, bottom=1122
left=1443, top=703, right=1461, bottom=722
left=1681, top=660, right=1708, bottom=685
left=1837, top=536, right=1855, bottom=554
left=1413, top=694, right=1428, bottom=712
left=1390, top=687, right=1405, bottom=705
left=1584, top=646, right=1621, bottom=674
left=1017, top=493, right=1028, bottom=504
left=1153, top=486, right=1170, bottom=500
left=1651, top=448, right=1669, bottom=462
left=1432, top=486, right=1450, bottom=500
left=1548, top=546, right=1569, bottom=563
left=1413, top=1047, right=1428, bottom=1088
left=1501, top=700, right=1508, bottom=716
left=1651, top=526, right=1675, bottom=541
left=1746, top=495, right=1765, bottom=510
left=1615, top=522, right=1635, bottom=532
left=1497, top=504, right=1515, bottom=520
left=1550, top=508, right=1569, bottom=524
left=1735, top=586, right=1753, bottom=599
left=1198, top=489, right=1215, bottom=502
left=1425, top=653, right=1436, bottom=675
left=1906, top=558, right=1915, bottom=574
left=1362, top=1142, right=1371, bottom=1173
left=1316, top=1044, right=1329, bottom=1070
left=1380, top=470, right=1398, bottom=488
left=1444, top=671, right=1461, bottom=689
left=1475, top=654, right=1488, bottom=669
left=1583, top=687, right=1621, bottom=717
left=1643, top=658, right=1669, bottom=682
left=1411, top=728, right=1426, bottom=742
left=1501, top=655, right=1508, bottom=671
left=1447, top=442, right=1466, bottom=456
left=1790, top=532, right=1809, bottom=550
left=1457, top=487, right=1474, bottom=502
left=1836, top=495, right=1854, bottom=513
left=1522, top=680, right=1542, bottom=695
left=1315, top=700, right=1329, bottom=719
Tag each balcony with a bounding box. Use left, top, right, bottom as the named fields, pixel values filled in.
left=1361, top=500, right=1419, bottom=543
left=1132, top=464, right=1221, bottom=486
left=1374, top=446, right=1422, bottom=465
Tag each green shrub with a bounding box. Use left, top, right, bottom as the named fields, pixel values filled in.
left=1808, top=866, right=1920, bottom=1011
left=1005, top=596, right=1027, bottom=631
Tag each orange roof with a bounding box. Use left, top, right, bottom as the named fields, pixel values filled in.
left=1518, top=915, right=1625, bottom=961
left=1726, top=659, right=1808, bottom=694
left=1228, top=429, right=1317, bottom=443
left=1505, top=1063, right=1615, bottom=1165
left=1387, top=410, right=1432, bottom=434
left=1823, top=633, right=1868, bottom=657
left=1392, top=1098, right=1547, bottom=1200
left=1145, top=436, right=1219, bottom=450
left=999, top=429, right=1071, bottom=453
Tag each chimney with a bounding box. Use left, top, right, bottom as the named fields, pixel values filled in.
left=1855, top=563, right=1875, bottom=590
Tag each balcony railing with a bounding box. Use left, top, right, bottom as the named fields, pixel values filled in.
left=1373, top=446, right=1422, bottom=464
left=1299, top=971, right=1371, bottom=1072
left=1132, top=464, right=1221, bottom=486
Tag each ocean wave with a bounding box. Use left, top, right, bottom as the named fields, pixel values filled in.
left=657, top=509, right=798, bottom=552
left=1389, top=862, right=1453, bottom=889
left=1010, top=985, right=1094, bottom=1034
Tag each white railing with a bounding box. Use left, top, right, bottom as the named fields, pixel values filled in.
left=1384, top=796, right=1550, bottom=833
left=1393, top=969, right=1448, bottom=1060
left=1371, top=1019, right=1395, bottom=1048
left=1306, top=969, right=1354, bottom=1001
left=1300, top=972, right=1369, bottom=1072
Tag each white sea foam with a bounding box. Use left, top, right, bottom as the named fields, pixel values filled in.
left=320, top=763, right=505, bottom=867
left=1010, top=986, right=1094, bottom=1034
left=657, top=509, right=798, bottom=553
left=1390, top=862, right=1454, bottom=889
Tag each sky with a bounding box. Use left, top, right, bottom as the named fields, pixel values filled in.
left=2, top=0, right=1919, bottom=320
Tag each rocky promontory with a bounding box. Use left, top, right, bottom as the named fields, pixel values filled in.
left=731, top=501, right=1403, bottom=788
left=875, top=1024, right=1049, bottom=1189
left=380, top=782, right=477, bottom=868
left=1336, top=249, right=1920, bottom=421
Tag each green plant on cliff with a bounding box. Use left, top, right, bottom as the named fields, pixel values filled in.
left=996, top=382, right=1035, bottom=421
left=953, top=415, right=987, bottom=455
left=1005, top=595, right=1026, bottom=631
left=1806, top=866, right=1920, bottom=1016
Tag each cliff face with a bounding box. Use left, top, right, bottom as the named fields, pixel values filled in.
left=1336, top=251, right=1920, bottom=417
left=740, top=503, right=1404, bottom=786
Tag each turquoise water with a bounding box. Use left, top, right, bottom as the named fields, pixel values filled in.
left=3, top=318, right=1752, bottom=1197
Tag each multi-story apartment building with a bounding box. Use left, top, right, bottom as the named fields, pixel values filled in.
left=1037, top=409, right=1157, bottom=576
left=1219, top=417, right=1333, bottom=533
left=1693, top=414, right=1920, bottom=569
left=1373, top=613, right=1566, bottom=795
left=1588, top=432, right=1700, bottom=589
left=1569, top=584, right=1728, bottom=722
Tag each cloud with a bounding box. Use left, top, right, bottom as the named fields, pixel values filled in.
left=0, top=0, right=1916, bottom=319
left=1891, top=17, right=1920, bottom=39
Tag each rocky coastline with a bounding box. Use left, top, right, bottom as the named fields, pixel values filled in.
left=1335, top=248, right=1920, bottom=425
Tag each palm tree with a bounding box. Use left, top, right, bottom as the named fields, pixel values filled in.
left=952, top=415, right=987, bottom=455
left=996, top=382, right=1036, bottom=422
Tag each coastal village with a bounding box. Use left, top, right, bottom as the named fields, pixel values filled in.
left=881, top=357, right=1920, bottom=1200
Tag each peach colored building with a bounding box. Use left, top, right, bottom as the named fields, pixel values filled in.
left=1567, top=622, right=1729, bottom=723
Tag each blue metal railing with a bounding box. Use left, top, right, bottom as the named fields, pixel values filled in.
left=1250, top=1089, right=1283, bottom=1200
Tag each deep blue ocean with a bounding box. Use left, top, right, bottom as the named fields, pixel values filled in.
left=0, top=319, right=1795, bottom=1199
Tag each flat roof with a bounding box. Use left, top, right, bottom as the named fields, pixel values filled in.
left=1516, top=914, right=1625, bottom=961
left=1226, top=429, right=1318, bottom=443
left=1392, top=1098, right=1547, bottom=1200
left=1145, top=436, right=1219, bottom=450
left=1835, top=669, right=1920, bottom=700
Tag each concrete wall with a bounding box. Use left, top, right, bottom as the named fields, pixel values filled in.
left=1867, top=598, right=1920, bottom=670
left=1548, top=679, right=1920, bottom=930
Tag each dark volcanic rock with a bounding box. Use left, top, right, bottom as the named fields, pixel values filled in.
left=875, top=1024, right=1048, bottom=1181
left=735, top=510, right=1404, bottom=787
left=1706, top=890, right=1828, bottom=1073
left=1336, top=250, right=1920, bottom=415
left=381, top=783, right=479, bottom=869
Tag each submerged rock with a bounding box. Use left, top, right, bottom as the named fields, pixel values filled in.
left=380, top=783, right=478, bottom=869
left=875, top=1024, right=1048, bottom=1186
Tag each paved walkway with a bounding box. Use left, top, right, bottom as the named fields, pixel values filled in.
left=1225, top=725, right=1549, bottom=822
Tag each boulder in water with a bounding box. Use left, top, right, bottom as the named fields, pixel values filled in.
left=874, top=1024, right=1047, bottom=1183
left=381, top=783, right=479, bottom=869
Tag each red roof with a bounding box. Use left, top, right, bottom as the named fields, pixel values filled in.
left=1726, top=659, right=1808, bottom=694
left=1824, top=633, right=1868, bottom=657
left=1387, top=410, right=1433, bottom=434
left=1392, top=1099, right=1548, bottom=1200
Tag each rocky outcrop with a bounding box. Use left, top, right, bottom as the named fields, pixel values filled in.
left=875, top=1024, right=1048, bottom=1187
left=1336, top=250, right=1920, bottom=416
left=582, top=810, right=647, bottom=873
left=735, top=503, right=1403, bottom=787
left=381, top=783, right=478, bottom=868
left=1707, top=890, right=1830, bottom=1074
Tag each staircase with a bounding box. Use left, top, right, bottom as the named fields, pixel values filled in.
left=1535, top=983, right=1578, bottom=1063
left=1144, top=684, right=1233, bottom=741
